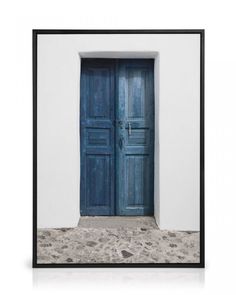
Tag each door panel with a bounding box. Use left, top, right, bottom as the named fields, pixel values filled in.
left=116, top=59, right=154, bottom=216
left=80, top=59, right=115, bottom=215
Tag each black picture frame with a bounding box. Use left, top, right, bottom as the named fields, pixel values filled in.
left=33, top=29, right=205, bottom=268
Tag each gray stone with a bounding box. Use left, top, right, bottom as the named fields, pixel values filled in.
left=86, top=241, right=97, bottom=247
left=168, top=232, right=176, bottom=237
left=169, top=243, right=178, bottom=248
left=59, top=228, right=71, bottom=233
left=121, top=250, right=133, bottom=258
left=40, top=243, right=52, bottom=247
left=51, top=255, right=59, bottom=259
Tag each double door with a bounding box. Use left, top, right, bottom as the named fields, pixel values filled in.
left=80, top=59, right=154, bottom=216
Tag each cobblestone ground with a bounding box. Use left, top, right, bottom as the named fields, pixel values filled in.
left=37, top=217, right=200, bottom=264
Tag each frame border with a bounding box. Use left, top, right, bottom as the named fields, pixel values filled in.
left=33, top=29, right=205, bottom=268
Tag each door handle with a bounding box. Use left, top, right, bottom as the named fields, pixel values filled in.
left=128, top=122, right=132, bottom=136
left=119, top=137, right=123, bottom=149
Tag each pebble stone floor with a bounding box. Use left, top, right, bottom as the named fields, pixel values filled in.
left=37, top=217, right=200, bottom=264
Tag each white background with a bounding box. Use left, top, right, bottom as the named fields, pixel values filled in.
left=0, top=0, right=235, bottom=294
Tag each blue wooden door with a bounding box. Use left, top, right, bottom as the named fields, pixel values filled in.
left=81, top=59, right=154, bottom=216
left=80, top=59, right=115, bottom=215
left=116, top=59, right=154, bottom=215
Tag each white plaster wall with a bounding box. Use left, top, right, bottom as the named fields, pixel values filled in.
left=37, top=34, right=200, bottom=230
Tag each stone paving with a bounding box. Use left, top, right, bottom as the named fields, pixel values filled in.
left=37, top=217, right=200, bottom=264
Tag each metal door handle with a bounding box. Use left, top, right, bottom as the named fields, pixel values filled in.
left=128, top=122, right=132, bottom=136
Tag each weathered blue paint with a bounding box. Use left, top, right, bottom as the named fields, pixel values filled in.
left=116, top=59, right=154, bottom=215
left=80, top=59, right=154, bottom=216
left=80, top=59, right=115, bottom=215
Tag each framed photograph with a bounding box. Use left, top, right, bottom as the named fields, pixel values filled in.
left=33, top=30, right=204, bottom=268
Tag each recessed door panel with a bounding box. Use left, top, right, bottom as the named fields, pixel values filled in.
left=86, top=155, right=111, bottom=210
left=87, top=68, right=111, bottom=119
